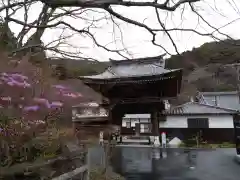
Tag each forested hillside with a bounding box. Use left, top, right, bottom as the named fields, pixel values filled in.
left=165, top=40, right=240, bottom=103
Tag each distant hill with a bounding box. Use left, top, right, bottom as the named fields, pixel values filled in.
left=48, top=58, right=109, bottom=78
left=165, top=39, right=240, bottom=103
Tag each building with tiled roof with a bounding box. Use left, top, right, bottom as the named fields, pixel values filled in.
left=159, top=100, right=238, bottom=143
left=196, top=91, right=240, bottom=111
left=78, top=56, right=183, bottom=137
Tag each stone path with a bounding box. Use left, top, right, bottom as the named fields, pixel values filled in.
left=112, top=147, right=240, bottom=180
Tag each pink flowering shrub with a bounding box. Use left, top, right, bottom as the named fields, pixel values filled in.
left=0, top=55, right=83, bottom=166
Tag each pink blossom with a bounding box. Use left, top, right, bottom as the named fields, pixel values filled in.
left=33, top=98, right=51, bottom=108
left=0, top=67, right=85, bottom=138
left=13, top=81, right=23, bottom=87
left=33, top=98, right=48, bottom=104
left=63, top=92, right=82, bottom=98
left=7, top=81, right=14, bottom=86
left=52, top=85, right=69, bottom=89
left=51, top=101, right=63, bottom=107
left=23, top=105, right=40, bottom=111
left=13, top=81, right=31, bottom=88
left=10, top=73, right=28, bottom=80
left=23, top=81, right=31, bottom=87
left=75, top=92, right=82, bottom=97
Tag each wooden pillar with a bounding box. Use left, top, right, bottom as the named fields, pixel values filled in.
left=111, top=107, right=122, bottom=126
left=158, top=113, right=166, bottom=134
left=109, top=104, right=123, bottom=136
left=234, top=114, right=240, bottom=154
left=108, top=107, right=113, bottom=123
left=151, top=111, right=159, bottom=136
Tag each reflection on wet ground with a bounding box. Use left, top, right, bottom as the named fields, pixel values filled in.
left=111, top=147, right=240, bottom=180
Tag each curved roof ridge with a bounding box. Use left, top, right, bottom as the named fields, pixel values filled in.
left=109, top=54, right=166, bottom=63
left=165, top=101, right=193, bottom=114
left=80, top=61, right=182, bottom=80
left=192, top=102, right=239, bottom=112
left=164, top=101, right=238, bottom=115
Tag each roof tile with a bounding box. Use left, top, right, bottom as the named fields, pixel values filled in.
left=164, top=102, right=237, bottom=115
left=198, top=91, right=240, bottom=110
left=80, top=59, right=180, bottom=79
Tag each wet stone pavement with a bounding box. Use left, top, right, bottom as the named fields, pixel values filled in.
left=110, top=147, right=240, bottom=180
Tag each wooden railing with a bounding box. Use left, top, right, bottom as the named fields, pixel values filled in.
left=51, top=164, right=88, bottom=180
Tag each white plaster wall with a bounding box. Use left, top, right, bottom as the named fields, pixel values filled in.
left=122, top=120, right=127, bottom=127
left=160, top=116, right=188, bottom=128
left=122, top=118, right=150, bottom=127
left=160, top=115, right=234, bottom=128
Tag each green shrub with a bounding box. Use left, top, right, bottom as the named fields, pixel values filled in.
left=218, top=142, right=235, bottom=148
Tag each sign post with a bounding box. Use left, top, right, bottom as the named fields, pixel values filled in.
left=99, top=131, right=104, bottom=146
left=161, top=132, right=167, bottom=148
left=161, top=132, right=167, bottom=158
left=234, top=114, right=240, bottom=155
left=224, top=63, right=240, bottom=155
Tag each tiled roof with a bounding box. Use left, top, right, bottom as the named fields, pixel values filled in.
left=197, top=91, right=240, bottom=111
left=164, top=102, right=238, bottom=115
left=200, top=91, right=239, bottom=96
left=80, top=57, right=181, bottom=80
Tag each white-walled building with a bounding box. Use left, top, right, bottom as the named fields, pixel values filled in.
left=162, top=101, right=237, bottom=142
left=121, top=100, right=237, bottom=142
left=71, top=91, right=239, bottom=142
left=122, top=114, right=151, bottom=134
left=162, top=102, right=235, bottom=129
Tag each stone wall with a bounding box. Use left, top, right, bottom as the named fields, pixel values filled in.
left=73, top=123, right=118, bottom=141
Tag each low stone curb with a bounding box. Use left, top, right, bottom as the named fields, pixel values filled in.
left=51, top=165, right=88, bottom=180
left=0, top=156, right=66, bottom=177
left=182, top=147, right=217, bottom=151
left=234, top=154, right=240, bottom=164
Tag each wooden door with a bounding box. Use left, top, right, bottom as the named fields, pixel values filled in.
left=135, top=123, right=140, bottom=136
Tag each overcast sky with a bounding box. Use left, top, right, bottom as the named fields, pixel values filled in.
left=7, top=0, right=240, bottom=61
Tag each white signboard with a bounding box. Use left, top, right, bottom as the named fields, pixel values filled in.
left=161, top=132, right=167, bottom=148
left=99, top=131, right=104, bottom=144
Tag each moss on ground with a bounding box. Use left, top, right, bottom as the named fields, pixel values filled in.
left=179, top=142, right=235, bottom=148
left=89, top=167, right=125, bottom=180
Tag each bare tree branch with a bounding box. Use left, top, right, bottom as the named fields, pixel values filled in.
left=1, top=0, right=240, bottom=61
left=155, top=8, right=180, bottom=54
left=0, top=0, right=36, bottom=12
left=39, top=0, right=200, bottom=11
left=7, top=16, right=127, bottom=56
